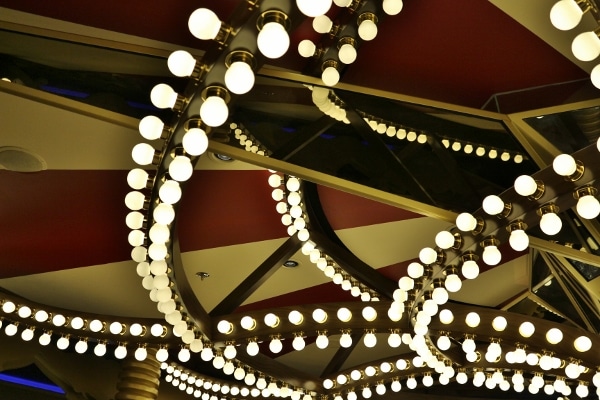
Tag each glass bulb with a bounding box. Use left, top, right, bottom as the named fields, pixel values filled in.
left=313, top=15, right=333, bottom=33
left=461, top=260, right=479, bottom=279
left=182, top=128, right=209, bottom=156
left=550, top=0, right=583, bottom=30
left=200, top=95, right=229, bottom=127
left=540, top=212, right=562, bottom=235
left=572, top=31, right=600, bottom=61
left=482, top=195, right=505, bottom=216
left=383, top=0, right=404, bottom=15
left=577, top=195, right=600, bottom=219
left=225, top=61, right=255, bottom=95
left=188, top=8, right=222, bottom=40
left=298, top=39, right=316, bottom=57
left=296, top=0, right=332, bottom=17
left=338, top=43, right=357, bottom=64
left=482, top=245, right=501, bottom=266
left=509, top=229, right=529, bottom=251
left=168, top=50, right=197, bottom=77
left=169, top=156, right=193, bottom=182
left=358, top=19, right=378, bottom=41
left=456, top=212, right=477, bottom=232
left=257, top=22, right=290, bottom=59
left=150, top=84, right=178, bottom=109
left=139, top=115, right=164, bottom=140
left=132, top=143, right=156, bottom=166
left=321, top=66, right=340, bottom=86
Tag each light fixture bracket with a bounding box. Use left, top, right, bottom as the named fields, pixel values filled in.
left=257, top=10, right=290, bottom=32
left=357, top=12, right=378, bottom=26
left=506, top=220, right=528, bottom=233
left=201, top=85, right=231, bottom=104
left=225, top=49, right=257, bottom=70
left=480, top=236, right=500, bottom=248
left=338, top=36, right=357, bottom=49
left=536, top=203, right=560, bottom=217
left=184, top=116, right=210, bottom=132
left=322, top=59, right=340, bottom=72
left=565, top=160, right=585, bottom=182
left=573, top=185, right=598, bottom=200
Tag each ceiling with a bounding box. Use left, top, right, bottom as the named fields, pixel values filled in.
left=0, top=1, right=600, bottom=399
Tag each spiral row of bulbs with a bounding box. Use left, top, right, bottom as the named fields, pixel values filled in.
left=310, top=85, right=351, bottom=124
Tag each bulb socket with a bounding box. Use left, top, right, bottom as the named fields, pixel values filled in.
left=257, top=10, right=290, bottom=32
left=225, top=50, right=257, bottom=70
left=573, top=185, right=598, bottom=200
left=536, top=203, right=560, bottom=217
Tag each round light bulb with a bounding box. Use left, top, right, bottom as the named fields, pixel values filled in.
left=592, top=63, right=600, bottom=89
left=358, top=18, right=378, bottom=41
left=456, top=212, right=478, bottom=232
left=182, top=128, right=209, bottom=156
left=225, top=61, right=255, bottom=95
left=296, top=0, right=332, bottom=17
left=482, top=195, right=505, bottom=216
left=127, top=169, right=149, bottom=190
left=518, top=321, right=535, bottom=337
left=482, top=245, right=502, bottom=266
left=188, top=8, right=222, bottom=40
left=435, top=231, right=455, bottom=249
left=154, top=203, right=175, bottom=225
left=132, top=143, right=156, bottom=166
left=139, top=115, right=164, bottom=140
left=572, top=31, right=600, bottom=61
left=546, top=328, right=563, bottom=344
left=200, top=95, right=229, bottom=127
left=509, top=229, right=529, bottom=251
left=169, top=156, right=193, bottom=182
left=313, top=15, right=333, bottom=33
left=492, top=316, right=507, bottom=331
left=577, top=194, right=600, bottom=219
left=321, top=66, right=340, bottom=86
left=338, top=43, right=357, bottom=64
left=550, top=0, right=584, bottom=30
left=168, top=50, right=197, bottom=77
left=150, top=84, right=178, bottom=109
left=553, top=153, right=578, bottom=176
left=540, top=212, right=562, bottom=235
left=298, top=39, right=316, bottom=57
left=257, top=22, right=290, bottom=59
left=461, top=260, right=479, bottom=279
left=159, top=180, right=182, bottom=205
left=383, top=0, right=404, bottom=15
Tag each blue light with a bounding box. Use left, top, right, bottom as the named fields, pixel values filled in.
left=39, top=85, right=90, bottom=99
left=0, top=373, right=65, bottom=394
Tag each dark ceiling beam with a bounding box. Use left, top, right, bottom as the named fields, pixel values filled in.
left=209, top=236, right=302, bottom=317
left=271, top=115, right=338, bottom=161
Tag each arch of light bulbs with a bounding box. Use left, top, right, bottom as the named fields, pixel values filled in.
left=549, top=0, right=600, bottom=88
left=123, top=1, right=600, bottom=398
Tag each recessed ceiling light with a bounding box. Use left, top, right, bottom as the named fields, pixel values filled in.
left=283, top=260, right=299, bottom=268
left=214, top=153, right=233, bottom=161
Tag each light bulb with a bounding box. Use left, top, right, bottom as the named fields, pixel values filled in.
left=298, top=39, right=316, bottom=57
left=182, top=128, right=209, bottom=156
left=358, top=16, right=378, bottom=41
left=383, top=0, right=404, bottom=15
left=296, top=0, right=332, bottom=17
left=456, top=212, right=478, bottom=232
left=313, top=15, right=333, bottom=33
left=150, top=83, right=178, bottom=109
left=338, top=43, right=357, bottom=64
left=269, top=337, right=283, bottom=353
left=127, top=169, right=149, bottom=190
left=159, top=180, right=182, bottom=205
left=444, top=273, right=462, bottom=292
left=169, top=156, right=193, bottom=182
left=321, top=66, right=340, bottom=86
left=482, top=245, right=501, bottom=266
left=509, top=229, right=529, bottom=251
left=435, top=231, right=456, bottom=249
left=553, top=153, right=578, bottom=176
left=168, top=50, right=197, bottom=77
left=550, top=0, right=584, bottom=30
left=572, top=31, right=600, bottom=61
left=257, top=21, right=290, bottom=59
left=316, top=333, right=329, bottom=349
left=139, top=115, right=164, bottom=140
left=132, top=143, right=156, bottom=166
left=592, top=63, right=600, bottom=89
left=154, top=203, right=175, bottom=225
left=340, top=332, right=353, bottom=348
left=540, top=212, right=562, bottom=235
left=461, top=260, right=479, bottom=279
left=200, top=95, right=229, bottom=127
left=292, top=335, right=305, bottom=351
left=225, top=61, right=255, bottom=95
left=482, top=195, right=506, bottom=216
left=576, top=194, right=600, bottom=219
left=188, top=8, right=222, bottom=40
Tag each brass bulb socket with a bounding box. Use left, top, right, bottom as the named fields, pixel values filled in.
left=201, top=85, right=231, bottom=104
left=338, top=36, right=357, bottom=49
left=357, top=12, right=378, bottom=25
left=257, top=10, right=290, bottom=31
left=322, top=59, right=339, bottom=72
left=573, top=185, right=598, bottom=200
left=480, top=236, right=500, bottom=248
left=536, top=203, right=560, bottom=216
left=506, top=220, right=528, bottom=233
left=225, top=50, right=257, bottom=70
